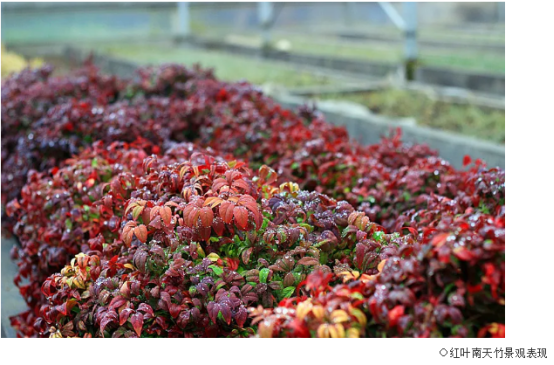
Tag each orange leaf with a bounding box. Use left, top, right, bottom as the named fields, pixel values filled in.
left=377, top=259, right=387, bottom=273
left=134, top=225, right=148, bottom=243
left=204, top=197, right=223, bottom=208
left=258, top=165, right=277, bottom=185
left=161, top=206, right=172, bottom=226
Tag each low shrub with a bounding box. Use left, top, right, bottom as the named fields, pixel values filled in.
left=3, top=63, right=505, bottom=338
left=13, top=145, right=419, bottom=337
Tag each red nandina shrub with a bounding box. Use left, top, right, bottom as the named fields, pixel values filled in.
left=251, top=208, right=504, bottom=338
left=13, top=145, right=418, bottom=337
left=6, top=140, right=220, bottom=336
left=3, top=63, right=505, bottom=338
left=2, top=63, right=438, bottom=234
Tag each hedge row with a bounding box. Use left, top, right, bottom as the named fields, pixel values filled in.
left=2, top=63, right=505, bottom=337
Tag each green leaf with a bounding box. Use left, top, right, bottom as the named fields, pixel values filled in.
left=91, top=158, right=98, bottom=168
left=373, top=231, right=384, bottom=242
left=209, top=265, right=223, bottom=276
left=319, top=251, right=328, bottom=265
left=281, top=286, right=295, bottom=299
left=259, top=268, right=270, bottom=284
left=65, top=218, right=73, bottom=230
left=298, top=223, right=313, bottom=233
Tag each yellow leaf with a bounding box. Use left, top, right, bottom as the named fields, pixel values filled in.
left=346, top=327, right=361, bottom=338
left=331, top=309, right=349, bottom=323
left=206, top=253, right=220, bottom=262
left=349, top=307, right=367, bottom=327
left=295, top=300, right=313, bottom=321
left=329, top=324, right=345, bottom=338
left=312, top=305, right=325, bottom=320
left=317, top=324, right=330, bottom=338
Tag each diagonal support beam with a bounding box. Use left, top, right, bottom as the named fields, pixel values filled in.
left=378, top=2, right=406, bottom=31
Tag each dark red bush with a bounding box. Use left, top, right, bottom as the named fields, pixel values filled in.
left=3, top=63, right=505, bottom=338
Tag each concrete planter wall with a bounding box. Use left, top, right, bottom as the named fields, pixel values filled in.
left=272, top=94, right=504, bottom=169
left=415, top=67, right=505, bottom=96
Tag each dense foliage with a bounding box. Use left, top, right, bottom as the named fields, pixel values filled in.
left=2, top=63, right=505, bottom=338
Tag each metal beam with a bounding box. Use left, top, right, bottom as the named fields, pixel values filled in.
left=402, top=2, right=418, bottom=61
left=177, top=2, right=190, bottom=37
left=258, top=2, right=274, bottom=49
left=378, top=2, right=405, bottom=30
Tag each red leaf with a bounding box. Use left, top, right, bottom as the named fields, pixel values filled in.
left=233, top=206, right=249, bottom=230
left=119, top=308, right=134, bottom=326
left=99, top=309, right=117, bottom=336
left=109, top=296, right=128, bottom=309
left=219, top=303, right=232, bottom=325
left=238, top=195, right=261, bottom=229
left=241, top=247, right=253, bottom=265
left=137, top=303, right=154, bottom=318
left=463, top=155, right=472, bottom=166
left=212, top=216, right=225, bottom=236
left=130, top=312, right=144, bottom=337
left=233, top=179, right=250, bottom=192
left=199, top=226, right=211, bottom=241
left=235, top=306, right=248, bottom=328
left=212, top=178, right=228, bottom=192
left=388, top=305, right=405, bottom=327
left=183, top=205, right=200, bottom=228
left=403, top=226, right=418, bottom=236
left=297, top=257, right=320, bottom=266
left=219, top=200, right=235, bottom=224
left=199, top=207, right=214, bottom=228
left=149, top=215, right=163, bottom=229
left=453, top=246, right=475, bottom=261
left=207, top=302, right=219, bottom=323
left=431, top=233, right=450, bottom=247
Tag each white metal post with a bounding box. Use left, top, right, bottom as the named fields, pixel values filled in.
left=402, top=2, right=418, bottom=80
left=177, top=2, right=190, bottom=38
left=402, top=2, right=417, bottom=62
left=258, top=2, right=273, bottom=52
left=344, top=2, right=356, bottom=26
